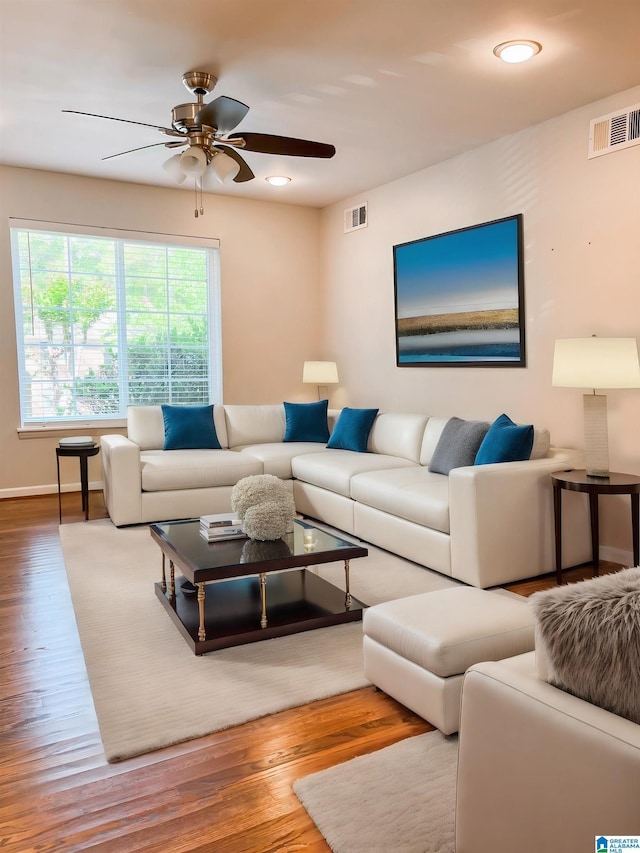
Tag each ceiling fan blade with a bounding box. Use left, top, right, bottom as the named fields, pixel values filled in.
left=63, top=109, right=180, bottom=135
left=195, top=96, right=250, bottom=134
left=214, top=145, right=255, bottom=182
left=229, top=132, right=335, bottom=158
left=101, top=141, right=185, bottom=161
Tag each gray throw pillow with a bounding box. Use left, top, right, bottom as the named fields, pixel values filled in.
left=531, top=567, right=640, bottom=724
left=428, top=417, right=490, bottom=475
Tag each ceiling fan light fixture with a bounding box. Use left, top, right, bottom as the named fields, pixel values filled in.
left=212, top=151, right=241, bottom=184
left=265, top=175, right=291, bottom=186
left=180, top=145, right=208, bottom=177
left=197, top=164, right=218, bottom=191
left=162, top=151, right=188, bottom=184
left=493, top=40, right=542, bottom=63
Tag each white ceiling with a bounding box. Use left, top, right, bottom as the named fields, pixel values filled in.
left=1, top=0, right=639, bottom=208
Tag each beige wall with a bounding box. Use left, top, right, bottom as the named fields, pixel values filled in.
left=0, top=168, right=321, bottom=494
left=319, top=86, right=640, bottom=563
left=2, top=87, right=639, bottom=561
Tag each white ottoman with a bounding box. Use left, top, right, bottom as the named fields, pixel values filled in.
left=362, top=587, right=535, bottom=735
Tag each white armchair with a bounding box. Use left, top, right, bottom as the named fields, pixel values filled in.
left=455, top=652, right=640, bottom=852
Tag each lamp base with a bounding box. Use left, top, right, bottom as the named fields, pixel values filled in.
left=583, top=393, right=610, bottom=477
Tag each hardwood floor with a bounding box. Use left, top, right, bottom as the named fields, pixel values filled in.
left=0, top=493, right=620, bottom=852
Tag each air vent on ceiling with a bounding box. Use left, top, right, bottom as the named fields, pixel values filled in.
left=344, top=202, right=368, bottom=233
left=588, top=103, right=640, bottom=159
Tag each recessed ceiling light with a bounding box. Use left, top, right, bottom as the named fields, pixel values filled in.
left=265, top=176, right=291, bottom=187
left=493, top=40, right=542, bottom=63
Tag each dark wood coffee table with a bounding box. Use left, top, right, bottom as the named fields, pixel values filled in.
left=150, top=519, right=368, bottom=654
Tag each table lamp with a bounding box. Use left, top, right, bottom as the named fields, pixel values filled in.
left=303, top=361, right=339, bottom=400
left=552, top=336, right=640, bottom=477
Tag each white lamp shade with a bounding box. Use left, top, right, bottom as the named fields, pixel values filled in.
left=303, top=361, right=339, bottom=384
left=162, top=152, right=187, bottom=184
left=212, top=151, right=241, bottom=184
left=197, top=163, right=219, bottom=191
left=180, top=146, right=208, bottom=177
left=552, top=338, right=640, bottom=389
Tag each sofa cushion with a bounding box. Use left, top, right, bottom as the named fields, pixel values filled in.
left=236, top=442, right=331, bottom=479
left=161, top=404, right=222, bottom=451
left=530, top=427, right=551, bottom=460
left=531, top=567, right=640, bottom=724
left=140, top=449, right=263, bottom=492
left=368, top=413, right=429, bottom=463
left=283, top=400, right=330, bottom=443
left=224, top=404, right=285, bottom=447
left=351, top=467, right=450, bottom=533
left=419, top=417, right=449, bottom=466
left=326, top=407, right=378, bottom=452
left=475, top=413, right=534, bottom=465
left=428, top=417, right=490, bottom=475
left=127, top=404, right=229, bottom=450
left=291, top=450, right=416, bottom=498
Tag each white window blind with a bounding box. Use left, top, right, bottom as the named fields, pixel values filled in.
left=10, top=220, right=222, bottom=425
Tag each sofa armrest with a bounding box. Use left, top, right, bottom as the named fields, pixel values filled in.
left=455, top=654, right=640, bottom=852
left=448, top=449, right=589, bottom=587
left=100, top=434, right=143, bottom=526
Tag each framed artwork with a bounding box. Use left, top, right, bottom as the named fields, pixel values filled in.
left=393, top=214, right=525, bottom=367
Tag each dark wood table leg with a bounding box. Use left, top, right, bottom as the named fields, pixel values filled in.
left=79, top=454, right=90, bottom=520
left=56, top=451, right=62, bottom=524
left=631, top=493, right=639, bottom=568
left=588, top=492, right=600, bottom=577
left=553, top=482, right=563, bottom=584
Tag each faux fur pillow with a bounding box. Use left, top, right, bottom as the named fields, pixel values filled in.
left=531, top=568, right=640, bottom=724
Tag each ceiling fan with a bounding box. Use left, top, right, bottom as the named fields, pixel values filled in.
left=63, top=70, right=336, bottom=216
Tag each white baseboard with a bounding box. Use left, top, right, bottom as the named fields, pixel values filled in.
left=0, top=481, right=104, bottom=499
left=600, top=545, right=635, bottom=568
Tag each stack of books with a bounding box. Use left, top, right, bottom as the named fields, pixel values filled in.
left=199, top=513, right=246, bottom=542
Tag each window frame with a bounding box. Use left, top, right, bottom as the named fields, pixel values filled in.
left=10, top=218, right=222, bottom=429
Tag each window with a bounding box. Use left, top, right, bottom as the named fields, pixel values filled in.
left=10, top=220, right=222, bottom=426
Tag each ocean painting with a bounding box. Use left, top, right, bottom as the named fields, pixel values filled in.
left=393, top=215, right=525, bottom=367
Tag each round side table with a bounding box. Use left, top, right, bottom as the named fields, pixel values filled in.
left=551, top=469, right=640, bottom=585
left=56, top=444, right=100, bottom=522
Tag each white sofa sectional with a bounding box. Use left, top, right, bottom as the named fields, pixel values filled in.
left=100, top=403, right=590, bottom=588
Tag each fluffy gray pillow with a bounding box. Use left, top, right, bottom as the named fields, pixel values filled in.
left=531, top=567, right=640, bottom=723
left=428, top=417, right=490, bottom=475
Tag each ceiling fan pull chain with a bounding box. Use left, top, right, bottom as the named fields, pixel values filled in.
left=200, top=181, right=204, bottom=217
left=194, top=179, right=199, bottom=218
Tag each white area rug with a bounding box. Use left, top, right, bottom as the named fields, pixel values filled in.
left=294, top=730, right=458, bottom=853
left=60, top=520, right=459, bottom=762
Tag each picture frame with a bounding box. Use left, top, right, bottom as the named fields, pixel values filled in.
left=393, top=214, right=526, bottom=367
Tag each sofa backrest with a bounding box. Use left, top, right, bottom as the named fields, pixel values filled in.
left=127, top=405, right=230, bottom=450
left=224, top=404, right=285, bottom=447
left=419, top=417, right=450, bottom=466
left=418, top=416, right=551, bottom=466
left=530, top=428, right=551, bottom=459
left=368, top=413, right=429, bottom=463
left=126, top=403, right=553, bottom=463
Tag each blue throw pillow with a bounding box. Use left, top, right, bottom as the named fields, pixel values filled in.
left=326, top=407, right=378, bottom=453
left=161, top=404, right=222, bottom=450
left=475, top=413, right=534, bottom=465
left=284, top=400, right=330, bottom=443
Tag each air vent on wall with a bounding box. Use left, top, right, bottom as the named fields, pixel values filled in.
left=344, top=202, right=368, bottom=233
left=588, top=103, right=640, bottom=159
